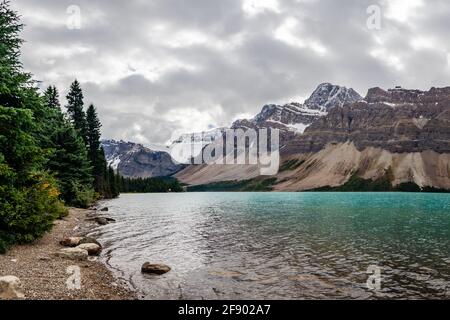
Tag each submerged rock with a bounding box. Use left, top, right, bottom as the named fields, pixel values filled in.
left=77, top=243, right=102, bottom=256
left=94, top=217, right=109, bottom=225
left=0, top=276, right=25, bottom=299
left=86, top=216, right=115, bottom=225
left=141, top=263, right=171, bottom=275
left=59, top=236, right=83, bottom=247
left=56, top=248, right=88, bottom=261
left=100, top=207, right=109, bottom=212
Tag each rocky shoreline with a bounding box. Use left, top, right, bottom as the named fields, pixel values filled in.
left=0, top=207, right=137, bottom=300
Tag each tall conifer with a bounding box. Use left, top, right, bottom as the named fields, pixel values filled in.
left=0, top=1, right=66, bottom=252
left=66, top=79, right=88, bottom=143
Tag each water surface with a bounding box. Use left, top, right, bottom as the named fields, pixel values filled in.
left=92, top=192, right=450, bottom=299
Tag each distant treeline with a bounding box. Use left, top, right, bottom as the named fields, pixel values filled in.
left=0, top=1, right=118, bottom=253
left=312, top=174, right=450, bottom=193
left=187, top=178, right=276, bottom=192
left=119, top=176, right=184, bottom=193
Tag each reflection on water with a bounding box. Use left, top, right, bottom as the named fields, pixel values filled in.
left=91, top=192, right=450, bottom=299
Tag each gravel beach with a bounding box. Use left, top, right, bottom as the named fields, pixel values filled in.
left=0, top=208, right=136, bottom=300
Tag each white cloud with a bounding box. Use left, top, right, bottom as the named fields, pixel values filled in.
left=275, top=17, right=328, bottom=56
left=410, top=37, right=435, bottom=50
left=163, top=106, right=224, bottom=144
left=10, top=0, right=450, bottom=144
left=242, top=0, right=281, bottom=16
left=383, top=0, right=424, bottom=24
left=370, top=48, right=404, bottom=71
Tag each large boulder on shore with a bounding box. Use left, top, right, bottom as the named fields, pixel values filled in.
left=77, top=243, right=102, bottom=256
left=79, top=237, right=102, bottom=248
left=0, top=276, right=25, bottom=299
left=59, top=237, right=83, bottom=247
left=56, top=248, right=88, bottom=261
left=141, top=263, right=171, bottom=275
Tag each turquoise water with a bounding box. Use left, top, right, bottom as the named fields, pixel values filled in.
left=94, top=192, right=450, bottom=299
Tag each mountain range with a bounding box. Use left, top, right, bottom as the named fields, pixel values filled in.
left=102, top=83, right=450, bottom=191
left=102, top=83, right=358, bottom=177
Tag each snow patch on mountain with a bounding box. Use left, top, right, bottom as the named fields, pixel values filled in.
left=101, top=139, right=184, bottom=178
left=304, top=83, right=362, bottom=111
left=287, top=123, right=310, bottom=133
left=231, top=83, right=361, bottom=138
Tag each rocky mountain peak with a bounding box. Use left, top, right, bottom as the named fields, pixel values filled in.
left=101, top=139, right=184, bottom=178
left=304, top=83, right=362, bottom=110
left=364, top=86, right=425, bottom=104
left=231, top=102, right=326, bottom=135
left=231, top=83, right=358, bottom=140
left=286, top=85, right=450, bottom=155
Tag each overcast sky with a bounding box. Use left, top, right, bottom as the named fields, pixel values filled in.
left=12, top=0, right=450, bottom=146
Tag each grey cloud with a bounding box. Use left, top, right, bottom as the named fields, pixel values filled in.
left=11, top=0, right=450, bottom=144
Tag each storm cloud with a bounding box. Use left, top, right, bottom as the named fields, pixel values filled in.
left=11, top=0, right=450, bottom=145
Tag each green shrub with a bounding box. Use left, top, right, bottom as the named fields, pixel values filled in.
left=69, top=181, right=95, bottom=208
left=0, top=171, right=67, bottom=248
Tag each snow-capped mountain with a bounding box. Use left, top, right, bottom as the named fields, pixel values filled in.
left=101, top=139, right=185, bottom=178
left=304, top=83, right=362, bottom=111
left=171, top=127, right=227, bottom=145
left=169, top=127, right=227, bottom=164
left=233, top=103, right=326, bottom=133
left=232, top=83, right=362, bottom=141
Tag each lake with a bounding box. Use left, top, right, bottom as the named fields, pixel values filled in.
left=92, top=192, right=450, bottom=299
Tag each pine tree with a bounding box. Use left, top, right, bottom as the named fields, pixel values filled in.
left=86, top=104, right=106, bottom=194
left=0, top=1, right=66, bottom=252
left=117, top=176, right=183, bottom=193
left=43, top=85, right=60, bottom=110
left=66, top=79, right=88, bottom=144
left=103, top=163, right=111, bottom=198
left=108, top=166, right=119, bottom=198
left=1, top=1, right=118, bottom=253
left=114, top=170, right=121, bottom=196
left=98, top=146, right=108, bottom=195
left=0, top=0, right=27, bottom=110
left=38, top=85, right=64, bottom=149
left=47, top=123, right=94, bottom=207
left=42, top=85, right=94, bottom=207
left=86, top=104, right=101, bottom=155
left=0, top=0, right=45, bottom=177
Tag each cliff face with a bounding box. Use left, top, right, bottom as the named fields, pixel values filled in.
left=284, top=86, right=450, bottom=155
left=102, top=140, right=184, bottom=178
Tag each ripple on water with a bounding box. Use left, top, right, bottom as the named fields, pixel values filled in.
left=92, top=192, right=450, bottom=299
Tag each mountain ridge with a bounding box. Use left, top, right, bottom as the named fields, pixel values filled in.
left=102, top=83, right=450, bottom=191
left=101, top=139, right=184, bottom=178
left=231, top=83, right=361, bottom=142
left=176, top=85, right=450, bottom=191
